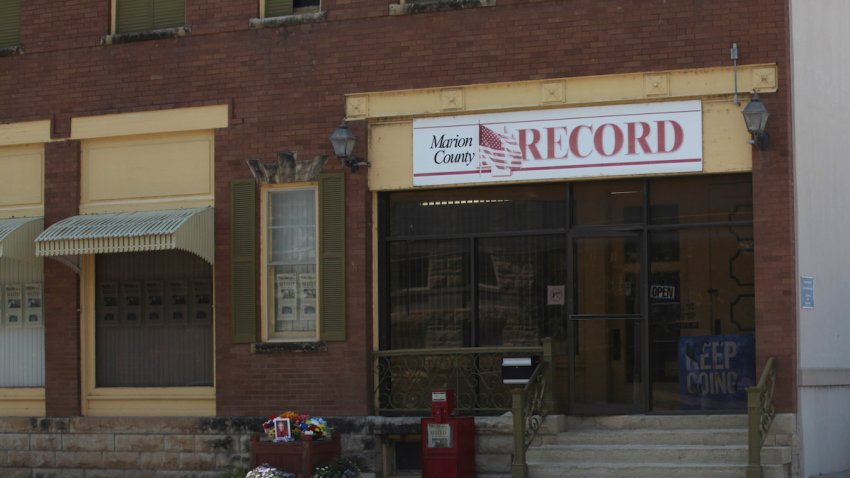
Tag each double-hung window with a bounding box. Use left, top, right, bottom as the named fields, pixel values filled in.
left=232, top=173, right=345, bottom=345
left=0, top=0, right=21, bottom=48
left=264, top=186, right=319, bottom=341
left=115, top=0, right=185, bottom=34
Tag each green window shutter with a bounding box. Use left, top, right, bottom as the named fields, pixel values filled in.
left=319, top=172, right=346, bottom=341
left=231, top=179, right=257, bottom=343
left=265, top=0, right=293, bottom=18
left=153, top=0, right=184, bottom=29
left=116, top=0, right=153, bottom=33
left=0, top=0, right=21, bottom=48
left=116, top=0, right=183, bottom=33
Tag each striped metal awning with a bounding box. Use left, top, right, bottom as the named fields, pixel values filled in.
left=0, top=217, right=44, bottom=263
left=35, top=207, right=214, bottom=264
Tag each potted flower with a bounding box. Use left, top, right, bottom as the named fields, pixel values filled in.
left=245, top=464, right=295, bottom=478
left=251, top=410, right=342, bottom=477
left=313, top=457, right=362, bottom=478
left=262, top=411, right=330, bottom=442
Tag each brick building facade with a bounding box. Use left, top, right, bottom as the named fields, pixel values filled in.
left=0, top=0, right=794, bottom=476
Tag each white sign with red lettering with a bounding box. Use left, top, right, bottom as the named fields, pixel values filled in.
left=412, top=100, right=702, bottom=186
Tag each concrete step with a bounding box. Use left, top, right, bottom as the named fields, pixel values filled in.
left=542, top=428, right=748, bottom=446
left=562, top=414, right=748, bottom=431
left=524, top=414, right=793, bottom=478
left=528, top=462, right=789, bottom=478
left=527, top=444, right=790, bottom=466
left=529, top=463, right=743, bottom=478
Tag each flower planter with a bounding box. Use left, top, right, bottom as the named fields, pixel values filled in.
left=250, top=433, right=341, bottom=478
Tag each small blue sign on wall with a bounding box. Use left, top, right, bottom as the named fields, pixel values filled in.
left=678, top=334, right=755, bottom=410
left=801, top=276, right=815, bottom=309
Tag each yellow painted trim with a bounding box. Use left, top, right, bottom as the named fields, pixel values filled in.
left=0, top=207, right=43, bottom=219
left=80, top=198, right=214, bottom=215
left=79, top=130, right=215, bottom=213
left=371, top=192, right=379, bottom=354
left=80, top=255, right=216, bottom=417
left=367, top=121, right=413, bottom=191
left=71, top=104, right=229, bottom=140
left=259, top=0, right=266, bottom=18
left=110, top=0, right=117, bottom=34
left=259, top=182, right=320, bottom=342
left=0, top=388, right=46, bottom=416
left=83, top=396, right=216, bottom=417
left=85, top=386, right=215, bottom=416
left=0, top=144, right=44, bottom=218
left=80, top=255, right=95, bottom=416
left=346, top=64, right=777, bottom=120
left=371, top=192, right=380, bottom=411
left=0, top=120, right=51, bottom=147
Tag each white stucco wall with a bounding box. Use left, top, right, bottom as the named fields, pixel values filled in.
left=791, top=1, right=850, bottom=476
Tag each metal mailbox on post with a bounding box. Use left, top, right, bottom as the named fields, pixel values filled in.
left=421, top=389, right=476, bottom=478
left=501, top=356, right=539, bottom=385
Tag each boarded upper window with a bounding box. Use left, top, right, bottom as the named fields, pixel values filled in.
left=264, top=0, right=320, bottom=17
left=116, top=0, right=185, bottom=34
left=0, top=0, right=21, bottom=48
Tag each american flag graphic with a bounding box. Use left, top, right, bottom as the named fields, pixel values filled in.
left=479, top=124, right=523, bottom=173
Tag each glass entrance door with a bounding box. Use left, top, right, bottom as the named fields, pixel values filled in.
left=570, top=234, right=645, bottom=414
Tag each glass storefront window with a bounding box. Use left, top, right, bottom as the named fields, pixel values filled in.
left=386, top=235, right=568, bottom=349
left=388, top=240, right=471, bottom=349
left=388, top=184, right=567, bottom=237
left=571, top=180, right=644, bottom=226
left=478, top=236, right=566, bottom=347
left=0, top=258, right=44, bottom=388
left=573, top=318, right=643, bottom=409
left=649, top=226, right=755, bottom=410
left=649, top=174, right=753, bottom=225
left=95, top=251, right=213, bottom=388
left=380, top=174, right=755, bottom=414
left=573, top=235, right=641, bottom=316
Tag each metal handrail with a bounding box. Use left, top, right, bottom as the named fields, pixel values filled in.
left=510, top=337, right=555, bottom=478
left=746, top=356, right=777, bottom=478
left=373, top=345, right=545, bottom=415
left=372, top=339, right=556, bottom=478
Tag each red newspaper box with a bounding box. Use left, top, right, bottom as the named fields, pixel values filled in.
left=421, top=389, right=476, bottom=478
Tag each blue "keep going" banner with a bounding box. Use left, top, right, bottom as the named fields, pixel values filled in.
left=678, top=334, right=755, bottom=410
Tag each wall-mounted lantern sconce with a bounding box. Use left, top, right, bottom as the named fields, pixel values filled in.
left=742, top=92, right=769, bottom=151
left=329, top=121, right=370, bottom=173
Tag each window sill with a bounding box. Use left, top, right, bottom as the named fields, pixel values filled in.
left=249, top=11, right=327, bottom=29
left=389, top=0, right=495, bottom=16
left=85, top=386, right=215, bottom=416
left=101, top=25, right=192, bottom=46
left=0, top=45, right=23, bottom=57
left=252, top=341, right=327, bottom=354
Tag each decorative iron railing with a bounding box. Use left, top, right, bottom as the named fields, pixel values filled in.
left=746, top=356, right=777, bottom=478
left=510, top=358, right=549, bottom=478
left=373, top=345, right=544, bottom=415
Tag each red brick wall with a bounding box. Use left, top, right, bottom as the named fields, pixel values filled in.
left=2, top=0, right=794, bottom=415
left=42, top=140, right=82, bottom=417
left=752, top=87, right=797, bottom=413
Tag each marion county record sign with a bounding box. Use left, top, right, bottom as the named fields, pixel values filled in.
left=412, top=100, right=703, bottom=186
